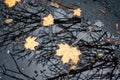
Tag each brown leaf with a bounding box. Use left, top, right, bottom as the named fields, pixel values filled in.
left=99, top=9, right=106, bottom=14
left=115, top=23, right=119, bottom=30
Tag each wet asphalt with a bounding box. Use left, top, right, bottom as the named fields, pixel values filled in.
left=0, top=0, right=120, bottom=80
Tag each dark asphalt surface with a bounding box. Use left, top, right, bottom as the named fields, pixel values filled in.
left=0, top=0, right=120, bottom=80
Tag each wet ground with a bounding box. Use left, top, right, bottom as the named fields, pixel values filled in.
left=0, top=0, right=120, bottom=80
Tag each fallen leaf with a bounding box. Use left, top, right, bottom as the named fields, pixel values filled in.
left=73, top=8, right=81, bottom=16
left=115, top=23, right=120, bottom=34
left=5, top=0, right=21, bottom=7
left=115, top=23, right=119, bottom=30
left=116, top=31, right=120, bottom=34
left=24, top=36, right=39, bottom=50
left=70, top=65, right=76, bottom=70
left=5, top=19, right=13, bottom=24
left=50, top=2, right=59, bottom=8
left=56, top=43, right=81, bottom=64
left=43, top=14, right=54, bottom=26
left=99, top=9, right=106, bottom=14
left=97, top=53, right=104, bottom=57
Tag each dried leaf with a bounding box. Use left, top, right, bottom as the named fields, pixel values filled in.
left=5, top=19, right=13, bottom=24
left=50, top=2, right=59, bottom=8
left=43, top=14, right=54, bottom=26
left=73, top=8, right=81, bottom=16
left=115, top=23, right=120, bottom=34
left=97, top=53, right=104, bottom=57
left=24, top=36, right=39, bottom=50
left=99, top=9, right=106, bottom=14
left=116, top=31, right=120, bottom=34
left=5, top=0, right=21, bottom=7
left=56, top=43, right=81, bottom=64
left=115, top=23, right=119, bottom=30
left=70, top=65, right=76, bottom=70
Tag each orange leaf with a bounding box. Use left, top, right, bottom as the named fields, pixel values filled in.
left=43, top=14, right=54, bottom=26
left=70, top=65, right=76, bottom=70
left=5, top=0, right=21, bottom=7
left=56, top=43, right=81, bottom=64
left=24, top=36, right=39, bottom=50
left=73, top=8, right=81, bottom=16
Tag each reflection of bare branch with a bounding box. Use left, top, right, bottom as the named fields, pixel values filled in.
left=0, top=0, right=120, bottom=80
left=0, top=51, right=36, bottom=80
left=47, top=61, right=106, bottom=80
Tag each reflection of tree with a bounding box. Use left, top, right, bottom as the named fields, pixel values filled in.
left=0, top=0, right=120, bottom=80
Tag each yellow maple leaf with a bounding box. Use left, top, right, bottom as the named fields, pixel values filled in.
left=5, top=0, right=21, bottom=7
left=56, top=43, right=81, bottom=64
left=5, top=19, right=13, bottom=24
left=73, top=8, right=81, bottom=16
left=24, top=36, right=39, bottom=50
left=43, top=14, right=54, bottom=26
